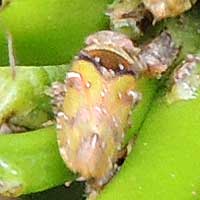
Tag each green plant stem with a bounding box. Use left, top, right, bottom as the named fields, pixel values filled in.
left=0, top=0, right=112, bottom=66
left=0, top=126, right=75, bottom=197
left=98, top=83, right=200, bottom=200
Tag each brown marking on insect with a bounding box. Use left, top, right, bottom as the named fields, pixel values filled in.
left=139, top=31, right=179, bottom=77
left=86, top=49, right=133, bottom=73
left=79, top=50, right=137, bottom=80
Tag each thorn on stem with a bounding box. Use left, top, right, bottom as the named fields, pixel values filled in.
left=7, top=31, right=16, bottom=79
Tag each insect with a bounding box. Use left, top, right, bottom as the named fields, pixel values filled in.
left=52, top=30, right=178, bottom=191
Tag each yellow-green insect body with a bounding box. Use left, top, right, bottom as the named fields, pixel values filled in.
left=57, top=59, right=138, bottom=187
left=53, top=30, right=178, bottom=189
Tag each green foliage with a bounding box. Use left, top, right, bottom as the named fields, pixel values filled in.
left=0, top=1, right=200, bottom=199
left=98, top=4, right=200, bottom=200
